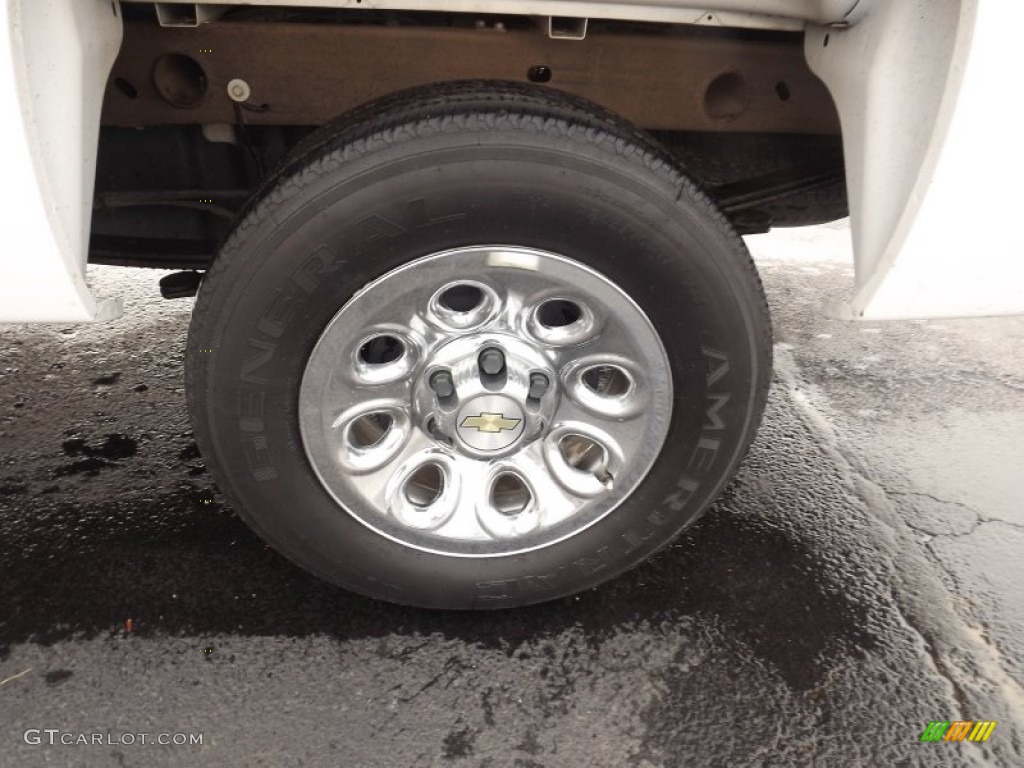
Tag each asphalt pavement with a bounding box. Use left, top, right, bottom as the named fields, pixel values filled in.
left=1, top=220, right=1022, bottom=767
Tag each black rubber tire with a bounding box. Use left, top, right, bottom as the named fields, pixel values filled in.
left=186, top=81, right=772, bottom=609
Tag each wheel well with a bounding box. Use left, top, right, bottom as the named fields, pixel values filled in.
left=91, top=5, right=845, bottom=269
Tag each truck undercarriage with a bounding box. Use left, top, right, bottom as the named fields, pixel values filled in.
left=91, top=6, right=846, bottom=270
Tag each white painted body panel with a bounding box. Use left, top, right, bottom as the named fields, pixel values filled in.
left=807, top=0, right=1024, bottom=319
left=0, top=0, right=122, bottom=323
left=0, top=0, right=1019, bottom=322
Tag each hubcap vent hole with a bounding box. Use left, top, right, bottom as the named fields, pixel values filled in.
left=347, top=412, right=393, bottom=449
left=537, top=299, right=582, bottom=328
left=404, top=464, right=445, bottom=507
left=559, top=434, right=609, bottom=477
left=581, top=365, right=632, bottom=397
left=359, top=335, right=404, bottom=365
left=491, top=473, right=532, bottom=516
left=439, top=284, right=484, bottom=313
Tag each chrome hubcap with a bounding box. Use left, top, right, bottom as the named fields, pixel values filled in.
left=299, top=246, right=672, bottom=557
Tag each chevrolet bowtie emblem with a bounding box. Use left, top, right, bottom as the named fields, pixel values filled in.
left=459, top=412, right=522, bottom=433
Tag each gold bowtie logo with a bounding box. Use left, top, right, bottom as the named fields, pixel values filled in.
left=460, top=412, right=522, bottom=433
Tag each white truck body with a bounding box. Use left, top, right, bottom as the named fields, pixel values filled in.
left=1, top=0, right=1020, bottom=322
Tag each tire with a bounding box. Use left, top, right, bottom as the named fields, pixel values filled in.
left=186, top=81, right=772, bottom=609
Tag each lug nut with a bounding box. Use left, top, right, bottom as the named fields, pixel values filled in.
left=528, top=372, right=550, bottom=399
left=479, top=347, right=505, bottom=376
left=429, top=370, right=455, bottom=399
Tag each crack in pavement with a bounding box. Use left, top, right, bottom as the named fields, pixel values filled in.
left=773, top=346, right=1024, bottom=731
left=887, top=491, right=1024, bottom=536
left=886, top=493, right=1024, bottom=599
left=886, top=490, right=977, bottom=514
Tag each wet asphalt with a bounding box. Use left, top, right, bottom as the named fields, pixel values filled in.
left=1, top=222, right=1022, bottom=767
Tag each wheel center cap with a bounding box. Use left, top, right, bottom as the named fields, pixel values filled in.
left=455, top=395, right=526, bottom=453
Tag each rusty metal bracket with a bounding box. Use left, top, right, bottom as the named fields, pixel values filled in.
left=154, top=3, right=229, bottom=28
left=547, top=17, right=588, bottom=40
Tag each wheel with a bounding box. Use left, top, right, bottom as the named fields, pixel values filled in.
left=186, top=81, right=771, bottom=609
